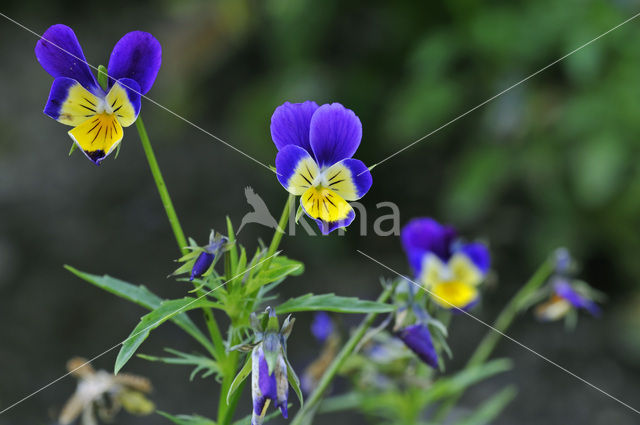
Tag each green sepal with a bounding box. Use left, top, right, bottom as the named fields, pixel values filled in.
left=114, top=142, right=122, bottom=159
left=68, top=142, right=77, bottom=156
left=262, top=333, right=280, bottom=375
left=97, top=65, right=109, bottom=91
left=226, top=353, right=252, bottom=405
left=285, top=354, right=304, bottom=408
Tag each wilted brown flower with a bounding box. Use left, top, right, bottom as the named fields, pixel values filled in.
left=58, top=357, right=154, bottom=425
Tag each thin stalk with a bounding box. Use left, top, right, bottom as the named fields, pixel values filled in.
left=135, top=116, right=224, bottom=358
left=218, top=328, right=241, bottom=425
left=433, top=258, right=554, bottom=421
left=135, top=116, right=188, bottom=254
left=290, top=282, right=397, bottom=425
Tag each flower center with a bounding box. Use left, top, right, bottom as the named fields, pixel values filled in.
left=94, top=97, right=113, bottom=115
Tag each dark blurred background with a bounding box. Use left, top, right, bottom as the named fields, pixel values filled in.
left=1, top=0, right=640, bottom=424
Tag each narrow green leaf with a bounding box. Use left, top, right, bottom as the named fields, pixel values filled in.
left=226, top=354, right=252, bottom=405
left=138, top=348, right=220, bottom=381
left=423, top=359, right=512, bottom=404
left=456, top=386, right=517, bottom=425
left=246, top=256, right=304, bottom=293
left=226, top=216, right=238, bottom=271
left=66, top=266, right=216, bottom=356
left=115, top=297, right=219, bottom=374
left=276, top=293, right=394, bottom=314
left=157, top=411, right=216, bottom=425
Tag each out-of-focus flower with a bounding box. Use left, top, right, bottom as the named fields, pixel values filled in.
left=36, top=25, right=161, bottom=164
left=536, top=277, right=601, bottom=321
left=189, top=232, right=229, bottom=281
left=396, top=323, right=438, bottom=369
left=310, top=311, right=333, bottom=343
left=392, top=283, right=444, bottom=370
left=271, top=101, right=372, bottom=234
left=59, top=357, right=153, bottom=425
left=401, top=218, right=490, bottom=310
left=302, top=312, right=339, bottom=394
left=535, top=249, right=601, bottom=322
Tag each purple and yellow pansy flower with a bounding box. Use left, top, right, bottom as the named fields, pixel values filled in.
left=271, top=101, right=373, bottom=234
left=401, top=218, right=490, bottom=310
left=36, top=24, right=161, bottom=164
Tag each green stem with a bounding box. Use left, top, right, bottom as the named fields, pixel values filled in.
left=217, top=195, right=293, bottom=425
left=291, top=282, right=397, bottom=425
left=135, top=116, right=188, bottom=254
left=135, top=115, right=223, bottom=359
left=266, top=194, right=294, bottom=260
left=218, top=329, right=241, bottom=425
left=433, top=258, right=554, bottom=421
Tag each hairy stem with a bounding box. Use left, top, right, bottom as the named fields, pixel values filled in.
left=433, top=258, right=554, bottom=421
left=290, top=282, right=397, bottom=425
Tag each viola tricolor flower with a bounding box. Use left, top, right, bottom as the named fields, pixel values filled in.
left=401, top=218, right=490, bottom=310
left=397, top=324, right=438, bottom=369
left=535, top=277, right=601, bottom=321
left=36, top=24, right=161, bottom=164
left=535, top=249, right=601, bottom=321
left=271, top=101, right=373, bottom=234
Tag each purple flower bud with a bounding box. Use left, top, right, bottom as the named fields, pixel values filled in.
left=251, top=345, right=289, bottom=425
left=310, top=312, right=333, bottom=343
left=189, top=251, right=214, bottom=281
left=397, top=324, right=438, bottom=369
left=554, top=248, right=572, bottom=275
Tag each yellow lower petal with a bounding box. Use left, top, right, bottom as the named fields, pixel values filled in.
left=69, top=114, right=123, bottom=164
left=301, top=186, right=353, bottom=222
left=431, top=281, right=478, bottom=309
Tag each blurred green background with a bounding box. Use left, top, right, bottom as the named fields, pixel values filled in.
left=1, top=0, right=640, bottom=424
